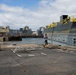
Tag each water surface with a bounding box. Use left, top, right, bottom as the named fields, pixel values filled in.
left=5, top=38, right=44, bottom=45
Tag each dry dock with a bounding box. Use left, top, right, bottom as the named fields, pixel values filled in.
left=0, top=44, right=76, bottom=75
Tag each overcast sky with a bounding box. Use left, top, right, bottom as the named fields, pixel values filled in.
left=0, top=0, right=76, bottom=30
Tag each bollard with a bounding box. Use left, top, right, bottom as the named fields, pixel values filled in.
left=0, top=42, right=3, bottom=51
left=0, top=43, right=1, bottom=51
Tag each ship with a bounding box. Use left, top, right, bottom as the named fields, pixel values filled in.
left=44, top=15, right=76, bottom=46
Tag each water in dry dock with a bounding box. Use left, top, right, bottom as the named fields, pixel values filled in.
left=3, top=38, right=44, bottom=45
left=1, top=38, right=67, bottom=46
left=22, top=38, right=44, bottom=44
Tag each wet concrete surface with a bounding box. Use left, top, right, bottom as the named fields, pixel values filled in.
left=0, top=48, right=76, bottom=75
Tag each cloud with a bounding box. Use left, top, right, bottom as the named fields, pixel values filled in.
left=0, top=0, right=76, bottom=30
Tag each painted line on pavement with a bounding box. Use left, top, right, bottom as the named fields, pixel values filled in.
left=41, top=52, right=47, bottom=55
left=16, top=54, right=21, bottom=57
left=28, top=54, right=35, bottom=57
left=53, top=56, right=63, bottom=63
left=11, top=49, right=22, bottom=57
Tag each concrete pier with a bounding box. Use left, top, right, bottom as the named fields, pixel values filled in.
left=0, top=44, right=76, bottom=75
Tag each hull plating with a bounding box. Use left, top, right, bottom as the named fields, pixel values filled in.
left=44, top=22, right=76, bottom=46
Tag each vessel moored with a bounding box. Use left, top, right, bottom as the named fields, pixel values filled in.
left=44, top=15, right=76, bottom=46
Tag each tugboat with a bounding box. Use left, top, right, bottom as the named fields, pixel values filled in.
left=44, top=15, right=76, bottom=46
